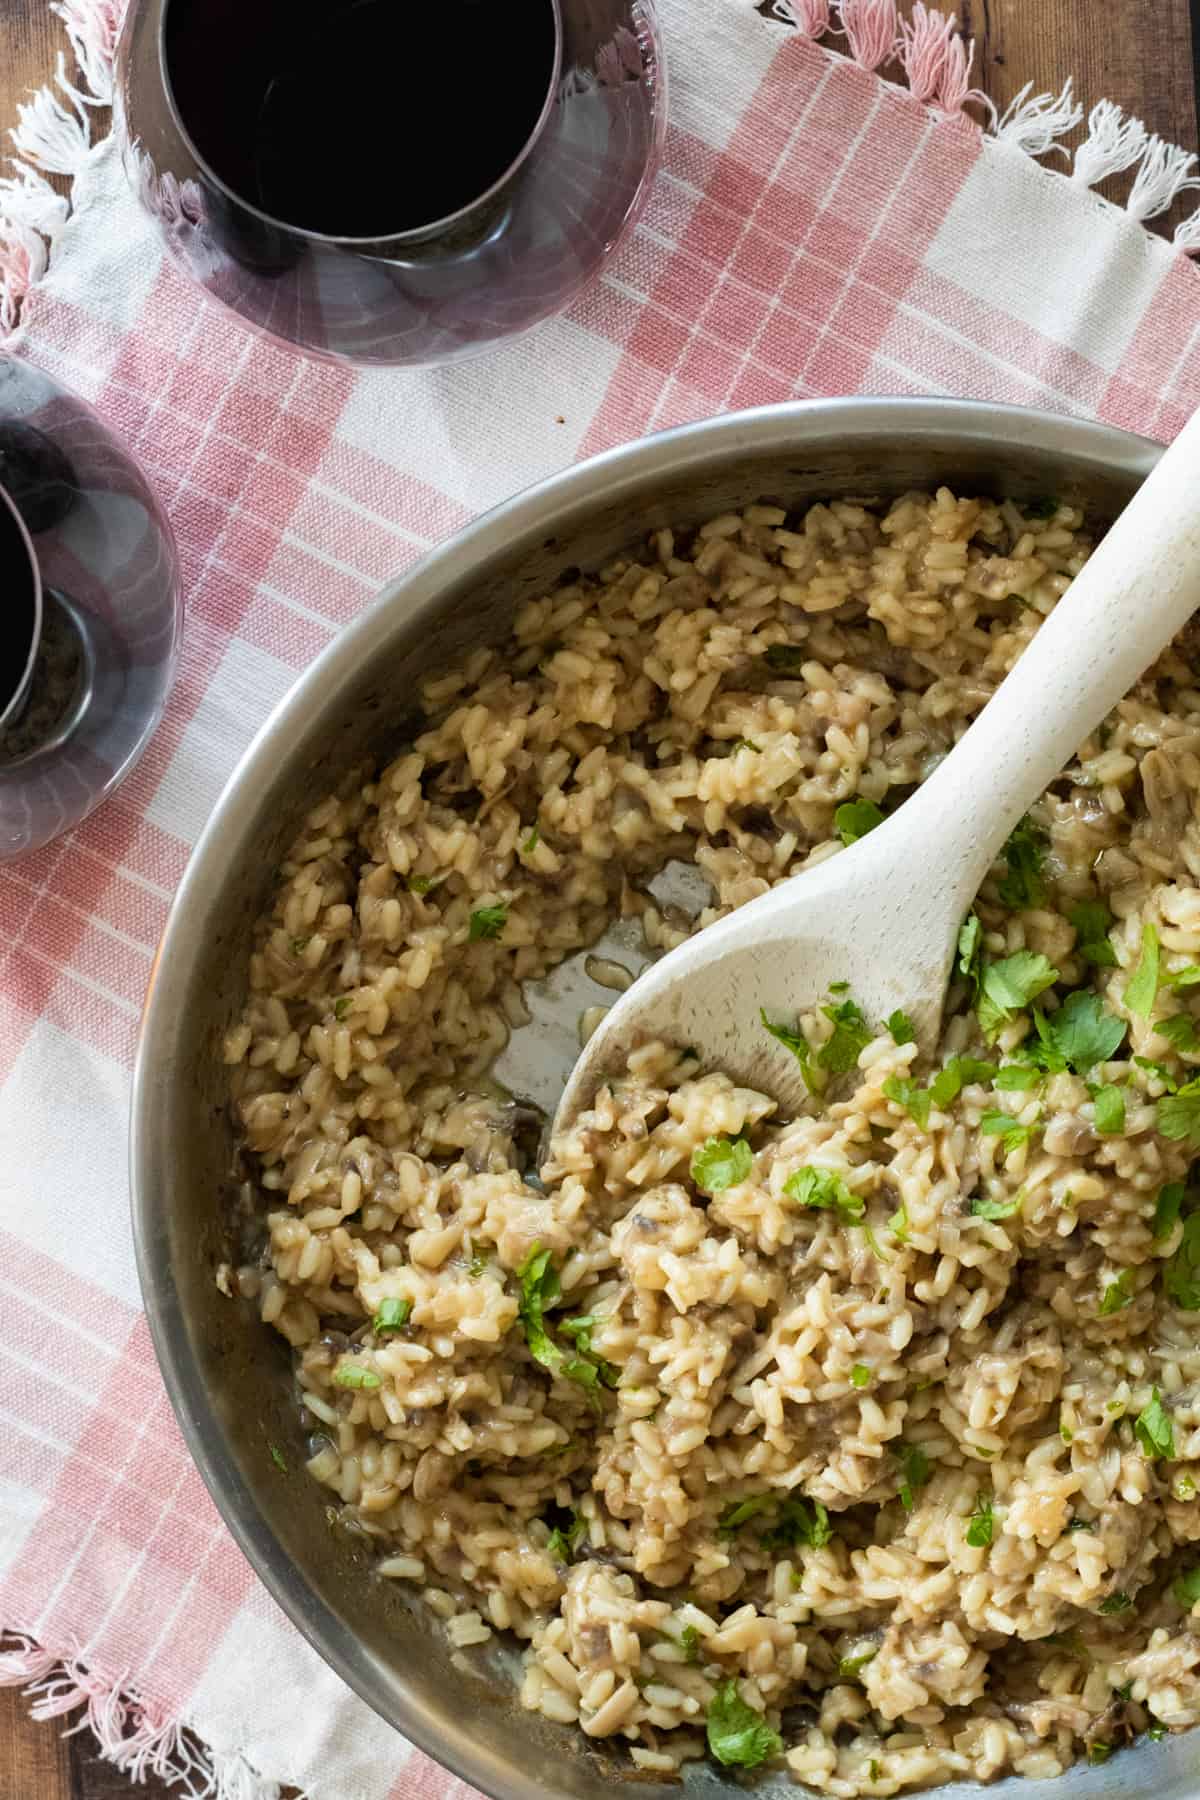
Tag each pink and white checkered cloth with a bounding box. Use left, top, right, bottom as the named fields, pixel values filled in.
left=5, top=0, right=1200, bottom=1794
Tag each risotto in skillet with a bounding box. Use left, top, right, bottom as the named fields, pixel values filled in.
left=222, top=489, right=1200, bottom=1792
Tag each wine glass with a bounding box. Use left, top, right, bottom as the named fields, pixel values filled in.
left=0, top=355, right=182, bottom=862
left=114, top=0, right=666, bottom=367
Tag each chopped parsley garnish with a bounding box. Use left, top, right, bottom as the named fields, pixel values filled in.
left=836, top=1646, right=878, bottom=1680
left=545, top=1509, right=587, bottom=1561
left=760, top=1009, right=816, bottom=1086
left=882, top=1075, right=932, bottom=1130
left=760, top=1496, right=833, bottom=1552
left=1173, top=1566, right=1200, bottom=1608
left=889, top=1200, right=910, bottom=1242
left=897, top=1443, right=930, bottom=1511
left=977, top=952, right=1058, bottom=1039
left=834, top=798, right=885, bottom=846
left=1148, top=1725, right=1168, bottom=1740
left=970, top=1190, right=1024, bottom=1221
left=1098, top=1591, right=1132, bottom=1615
left=1024, top=495, right=1059, bottom=519
left=676, top=1623, right=701, bottom=1661
left=515, top=1246, right=616, bottom=1395
left=333, top=1363, right=381, bottom=1390
left=730, top=738, right=761, bottom=754
left=1157, top=1076, right=1200, bottom=1145
left=957, top=913, right=984, bottom=992
left=1099, top=1270, right=1134, bottom=1316
left=1136, top=1056, right=1178, bottom=1090
left=783, top=1166, right=864, bottom=1224
left=1168, top=965, right=1200, bottom=990
left=521, top=821, right=541, bottom=854
left=290, top=935, right=311, bottom=954
left=706, top=1680, right=782, bottom=1769
left=1163, top=1213, right=1200, bottom=1309
left=886, top=1009, right=916, bottom=1045
left=333, top=996, right=352, bottom=1019
left=1070, top=900, right=1117, bottom=967
left=373, top=1297, right=412, bottom=1333
left=1032, top=992, right=1127, bottom=1074
left=1159, top=1014, right=1200, bottom=1055
left=408, top=874, right=439, bottom=894
left=1134, top=1388, right=1175, bottom=1461
left=690, top=1135, right=753, bottom=1193
left=1087, top=1743, right=1113, bottom=1766
left=468, top=1251, right=491, bottom=1278
left=764, top=643, right=805, bottom=671
left=269, top=1442, right=288, bottom=1472
left=994, top=1063, right=1042, bottom=1091
left=718, top=1495, right=774, bottom=1535
left=1066, top=1516, right=1094, bottom=1532
left=930, top=1056, right=997, bottom=1107
left=851, top=1363, right=871, bottom=1388
left=1091, top=1084, right=1126, bottom=1135
left=1154, top=1182, right=1185, bottom=1238
left=1124, top=923, right=1161, bottom=1018
left=819, top=994, right=872, bottom=1073
left=469, top=903, right=508, bottom=941
left=980, top=1111, right=1038, bottom=1156
left=998, top=816, right=1047, bottom=909
left=966, top=1493, right=994, bottom=1547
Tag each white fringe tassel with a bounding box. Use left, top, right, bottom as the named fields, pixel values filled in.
left=0, top=1635, right=299, bottom=1800
left=756, top=0, right=1200, bottom=254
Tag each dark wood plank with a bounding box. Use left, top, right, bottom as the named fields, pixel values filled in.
left=0, top=0, right=1195, bottom=1795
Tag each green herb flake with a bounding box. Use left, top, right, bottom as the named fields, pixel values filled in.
left=1099, top=1270, right=1134, bottom=1317
left=886, top=1009, right=916, bottom=1046
left=1134, top=1388, right=1175, bottom=1461
left=545, top=1510, right=587, bottom=1562
left=373, top=1297, right=412, bottom=1334
left=1125, top=923, right=1161, bottom=1019
left=1148, top=1725, right=1168, bottom=1741
left=882, top=1075, right=933, bottom=1131
left=764, top=643, right=806, bottom=672
left=1172, top=1566, right=1200, bottom=1609
left=783, top=1165, right=864, bottom=1224
left=897, top=1443, right=930, bottom=1512
left=1168, top=965, right=1200, bottom=990
left=868, top=1761, right=882, bottom=1783
left=889, top=1201, right=910, bottom=1243
left=469, top=903, right=508, bottom=942
left=761, top=1495, right=833, bottom=1553
left=677, top=1623, right=701, bottom=1662
left=468, top=1251, right=491, bottom=1278
left=290, top=935, right=311, bottom=955
left=819, top=994, right=871, bottom=1074
left=705, top=1680, right=782, bottom=1769
left=1175, top=1475, right=1197, bottom=1501
left=1024, top=495, right=1059, bottom=519
left=1164, top=1213, right=1200, bottom=1309
left=995, top=1063, right=1042, bottom=1091
left=834, top=798, right=886, bottom=847
left=1157, top=1077, right=1200, bottom=1146
left=1159, top=1013, right=1200, bottom=1056
left=718, top=1495, right=774, bottom=1535
left=1070, top=900, right=1118, bottom=968
left=1136, top=1056, right=1178, bottom=1092
left=269, top=1442, right=288, bottom=1472
left=1087, top=1742, right=1113, bottom=1766
left=1033, top=991, right=1127, bottom=1075
left=980, top=1110, right=1038, bottom=1156
left=1098, top=1591, right=1133, bottom=1615
left=966, top=1492, right=994, bottom=1548
left=690, top=1135, right=753, bottom=1194
left=851, top=1363, right=871, bottom=1389
left=1066, top=1516, right=1094, bottom=1532
left=760, top=1008, right=817, bottom=1090
left=977, top=952, right=1059, bottom=1039
left=521, top=822, right=541, bottom=855
left=333, top=996, right=353, bottom=1020
left=998, top=815, right=1047, bottom=910
left=958, top=913, right=984, bottom=993
left=929, top=1056, right=997, bottom=1108
left=969, top=1189, right=1024, bottom=1221
left=1092, top=1084, right=1126, bottom=1135
left=730, top=738, right=761, bottom=754
left=516, top=1244, right=565, bottom=1375
left=408, top=874, right=438, bottom=895
left=836, top=1646, right=879, bottom=1681
left=333, top=1363, right=382, bottom=1391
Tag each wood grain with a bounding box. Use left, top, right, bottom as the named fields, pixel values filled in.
left=0, top=0, right=1195, bottom=1795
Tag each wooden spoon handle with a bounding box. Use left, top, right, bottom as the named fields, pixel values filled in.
left=884, top=411, right=1200, bottom=922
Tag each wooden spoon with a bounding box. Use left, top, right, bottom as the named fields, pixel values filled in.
left=552, top=416, right=1200, bottom=1135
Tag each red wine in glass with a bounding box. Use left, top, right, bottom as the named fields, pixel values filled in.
left=117, top=0, right=665, bottom=365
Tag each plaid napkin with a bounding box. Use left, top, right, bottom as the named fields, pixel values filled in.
left=4, top=0, right=1200, bottom=1794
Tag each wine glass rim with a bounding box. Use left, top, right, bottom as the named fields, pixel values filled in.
left=0, top=477, right=44, bottom=734
left=155, top=0, right=566, bottom=248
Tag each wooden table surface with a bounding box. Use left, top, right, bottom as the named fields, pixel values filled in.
left=1, top=0, right=1198, bottom=1794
